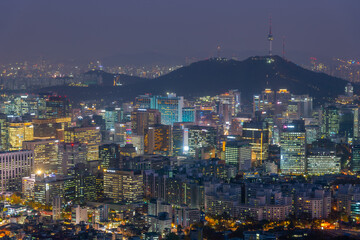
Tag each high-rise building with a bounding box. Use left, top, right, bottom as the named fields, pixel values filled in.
left=45, top=96, right=70, bottom=118
left=33, top=174, right=73, bottom=205
left=58, top=142, right=87, bottom=175
left=289, top=95, right=313, bottom=118
left=8, top=122, right=34, bottom=151
left=354, top=108, right=360, bottom=141
left=307, top=152, right=341, bottom=175
left=131, top=109, right=161, bottom=136
left=33, top=117, right=71, bottom=140
left=64, top=126, right=101, bottom=161
left=0, top=150, right=34, bottom=192
left=134, top=94, right=154, bottom=109
left=0, top=114, right=8, bottom=151
left=135, top=93, right=185, bottom=125
left=242, top=121, right=269, bottom=166
left=156, top=94, right=184, bottom=125
left=99, top=143, right=120, bottom=169
left=352, top=143, right=360, bottom=173
left=144, top=124, right=172, bottom=155
left=185, top=125, right=217, bottom=158
left=68, top=163, right=96, bottom=204
left=345, top=83, right=354, bottom=97
left=225, top=141, right=252, bottom=171
left=103, top=169, right=143, bottom=203
left=104, top=107, right=122, bottom=131
left=182, top=107, right=196, bottom=123
left=280, top=120, right=306, bottom=174
left=71, top=205, right=88, bottom=224
left=276, top=89, right=291, bottom=104
left=321, top=106, right=340, bottom=138
left=22, top=139, right=59, bottom=173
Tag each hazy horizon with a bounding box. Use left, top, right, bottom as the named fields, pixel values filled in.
left=0, top=0, right=359, bottom=65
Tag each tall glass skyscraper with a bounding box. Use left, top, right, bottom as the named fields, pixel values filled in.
left=134, top=93, right=184, bottom=126
left=280, top=120, right=306, bottom=174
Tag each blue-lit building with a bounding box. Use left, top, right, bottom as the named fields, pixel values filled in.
left=134, top=93, right=184, bottom=125
left=182, top=107, right=195, bottom=123
left=104, top=107, right=122, bottom=131
left=280, top=120, right=306, bottom=174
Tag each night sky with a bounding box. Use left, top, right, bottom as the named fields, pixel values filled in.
left=0, top=0, right=359, bottom=64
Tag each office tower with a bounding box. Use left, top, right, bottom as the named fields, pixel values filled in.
left=8, top=122, right=34, bottom=150
left=253, top=94, right=262, bottom=114
left=182, top=107, right=196, bottom=123
left=144, top=124, right=172, bottom=155
left=354, top=108, right=360, bottom=141
left=52, top=196, right=62, bottom=220
left=71, top=205, right=88, bottom=224
left=242, top=121, right=269, bottom=166
left=104, top=107, right=122, bottom=131
left=23, top=139, right=59, bottom=173
left=276, top=89, right=291, bottom=104
left=218, top=102, right=232, bottom=124
left=64, top=126, right=101, bottom=161
left=58, top=143, right=87, bottom=175
left=345, top=83, right=354, bottom=97
left=131, top=135, right=144, bottom=155
left=321, top=106, right=340, bottom=138
left=103, top=169, right=143, bottom=203
left=307, top=151, right=340, bottom=175
left=134, top=94, right=155, bottom=109
left=339, top=107, right=355, bottom=143
left=156, top=94, right=184, bottom=125
left=68, top=163, right=96, bottom=204
left=0, top=150, right=34, bottom=192
left=174, top=206, right=201, bottom=227
left=225, top=141, right=252, bottom=171
left=284, top=102, right=300, bottom=120
left=231, top=89, right=241, bottom=115
left=173, top=125, right=185, bottom=156
left=22, top=174, right=39, bottom=200
left=305, top=125, right=319, bottom=144
left=280, top=120, right=306, bottom=174
left=33, top=117, right=71, bottom=140
left=120, top=144, right=137, bottom=161
left=261, top=89, right=275, bottom=105
left=92, top=115, right=106, bottom=130
left=184, top=125, right=217, bottom=158
left=0, top=114, right=8, bottom=151
left=33, top=175, right=72, bottom=205
left=114, top=122, right=129, bottom=144
left=94, top=170, right=104, bottom=202
left=46, top=95, right=70, bottom=118
left=131, top=109, right=161, bottom=136
left=99, top=143, right=120, bottom=169
left=289, top=95, right=313, bottom=118
left=352, top=143, right=360, bottom=172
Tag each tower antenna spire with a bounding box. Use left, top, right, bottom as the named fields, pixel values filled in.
left=267, top=16, right=274, bottom=56
left=282, top=36, right=285, bottom=59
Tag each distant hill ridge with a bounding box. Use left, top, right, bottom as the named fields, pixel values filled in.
left=36, top=55, right=349, bottom=102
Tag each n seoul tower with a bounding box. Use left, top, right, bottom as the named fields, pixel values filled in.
left=268, top=17, right=274, bottom=56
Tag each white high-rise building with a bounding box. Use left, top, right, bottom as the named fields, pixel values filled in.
left=0, top=150, right=34, bottom=192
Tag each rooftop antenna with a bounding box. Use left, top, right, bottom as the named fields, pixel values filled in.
left=282, top=36, right=285, bottom=59
left=217, top=45, right=221, bottom=58
left=267, top=16, right=274, bottom=56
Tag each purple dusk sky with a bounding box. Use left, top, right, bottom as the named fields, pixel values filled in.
left=0, top=0, right=358, bottom=64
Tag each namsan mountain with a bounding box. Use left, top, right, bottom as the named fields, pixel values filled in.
left=36, top=55, right=350, bottom=103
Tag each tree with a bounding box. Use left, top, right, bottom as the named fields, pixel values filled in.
left=165, top=233, right=180, bottom=240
